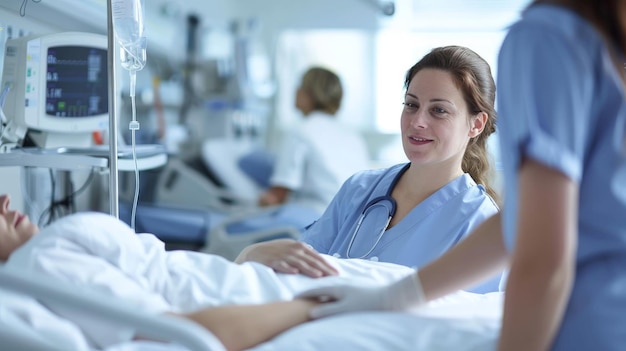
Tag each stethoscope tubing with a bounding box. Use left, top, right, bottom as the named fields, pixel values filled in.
left=345, top=163, right=410, bottom=259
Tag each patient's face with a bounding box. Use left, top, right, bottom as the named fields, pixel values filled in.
left=0, top=195, right=39, bottom=261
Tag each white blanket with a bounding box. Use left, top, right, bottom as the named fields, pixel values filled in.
left=250, top=291, right=502, bottom=351
left=2, top=212, right=503, bottom=350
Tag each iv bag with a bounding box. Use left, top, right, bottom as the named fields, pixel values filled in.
left=112, top=0, right=147, bottom=71
left=111, top=0, right=145, bottom=46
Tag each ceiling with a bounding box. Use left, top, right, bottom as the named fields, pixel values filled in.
left=2, top=0, right=532, bottom=62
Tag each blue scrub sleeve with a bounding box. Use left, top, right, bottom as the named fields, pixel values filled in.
left=497, top=23, right=593, bottom=182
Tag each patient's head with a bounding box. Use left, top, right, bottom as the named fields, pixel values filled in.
left=0, top=195, right=39, bottom=261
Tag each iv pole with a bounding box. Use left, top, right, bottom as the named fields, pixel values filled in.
left=106, top=0, right=120, bottom=218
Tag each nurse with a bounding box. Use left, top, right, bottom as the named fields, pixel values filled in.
left=298, top=1, right=626, bottom=350
left=237, top=45, right=502, bottom=293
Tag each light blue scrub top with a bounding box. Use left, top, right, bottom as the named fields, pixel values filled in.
left=497, top=5, right=626, bottom=350
left=301, top=163, right=501, bottom=293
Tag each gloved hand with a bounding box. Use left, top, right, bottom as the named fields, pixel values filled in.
left=296, top=272, right=425, bottom=319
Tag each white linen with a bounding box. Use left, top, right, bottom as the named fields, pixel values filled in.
left=250, top=291, right=502, bottom=351
left=0, top=287, right=90, bottom=350
left=4, top=212, right=503, bottom=350
left=7, top=213, right=416, bottom=311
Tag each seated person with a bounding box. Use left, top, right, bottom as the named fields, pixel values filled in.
left=0, top=194, right=411, bottom=351
left=256, top=66, right=370, bottom=214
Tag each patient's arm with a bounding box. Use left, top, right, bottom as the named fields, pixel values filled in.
left=259, top=186, right=290, bottom=206
left=180, top=299, right=317, bottom=351
left=235, top=239, right=338, bottom=277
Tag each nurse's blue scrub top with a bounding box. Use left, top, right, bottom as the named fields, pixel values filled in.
left=301, top=163, right=501, bottom=293
left=497, top=4, right=626, bottom=350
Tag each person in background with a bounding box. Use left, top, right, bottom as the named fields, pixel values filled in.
left=257, top=66, right=370, bottom=215
left=237, top=45, right=502, bottom=293
left=298, top=1, right=626, bottom=350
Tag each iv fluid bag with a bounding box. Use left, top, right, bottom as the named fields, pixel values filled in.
left=112, top=0, right=147, bottom=71
left=112, top=0, right=145, bottom=45
left=120, top=37, right=147, bottom=71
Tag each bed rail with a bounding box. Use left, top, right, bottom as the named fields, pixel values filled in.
left=0, top=266, right=225, bottom=351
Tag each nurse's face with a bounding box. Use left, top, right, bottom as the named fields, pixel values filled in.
left=400, top=68, right=484, bottom=168
left=0, top=194, right=39, bottom=261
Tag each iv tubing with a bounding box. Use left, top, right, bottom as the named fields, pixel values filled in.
left=128, top=69, right=140, bottom=230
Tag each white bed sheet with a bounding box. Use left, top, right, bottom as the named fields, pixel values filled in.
left=1, top=272, right=503, bottom=351
left=0, top=287, right=90, bottom=350
left=2, top=212, right=504, bottom=350
left=100, top=291, right=502, bottom=351
left=250, top=291, right=502, bottom=351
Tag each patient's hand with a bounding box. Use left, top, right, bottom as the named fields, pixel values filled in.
left=235, top=239, right=339, bottom=278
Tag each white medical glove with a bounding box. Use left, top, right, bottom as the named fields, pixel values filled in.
left=296, top=272, right=425, bottom=319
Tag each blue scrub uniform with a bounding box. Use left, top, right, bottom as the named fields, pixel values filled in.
left=301, top=163, right=500, bottom=293
left=497, top=4, right=626, bottom=350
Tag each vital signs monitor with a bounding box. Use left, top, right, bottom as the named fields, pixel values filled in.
left=0, top=32, right=109, bottom=148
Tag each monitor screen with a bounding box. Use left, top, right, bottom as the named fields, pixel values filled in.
left=45, top=46, right=108, bottom=118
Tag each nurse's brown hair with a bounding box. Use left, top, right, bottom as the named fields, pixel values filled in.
left=405, top=46, right=500, bottom=204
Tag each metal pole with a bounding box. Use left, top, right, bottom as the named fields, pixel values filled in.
left=107, top=0, right=119, bottom=218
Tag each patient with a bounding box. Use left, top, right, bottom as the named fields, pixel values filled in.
left=0, top=194, right=318, bottom=351
left=0, top=194, right=413, bottom=351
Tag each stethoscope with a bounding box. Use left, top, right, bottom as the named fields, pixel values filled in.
left=345, top=163, right=410, bottom=259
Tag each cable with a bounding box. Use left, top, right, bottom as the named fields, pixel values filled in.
left=19, top=0, right=42, bottom=17
left=44, top=168, right=56, bottom=226
left=38, top=169, right=96, bottom=227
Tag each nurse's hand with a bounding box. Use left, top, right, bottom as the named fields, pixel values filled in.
left=296, top=272, right=425, bottom=318
left=234, top=239, right=339, bottom=278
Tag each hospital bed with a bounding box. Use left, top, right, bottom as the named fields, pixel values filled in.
left=154, top=139, right=266, bottom=213
left=0, top=229, right=504, bottom=351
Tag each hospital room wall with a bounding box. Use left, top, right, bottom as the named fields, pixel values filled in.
left=0, top=1, right=516, bottom=209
